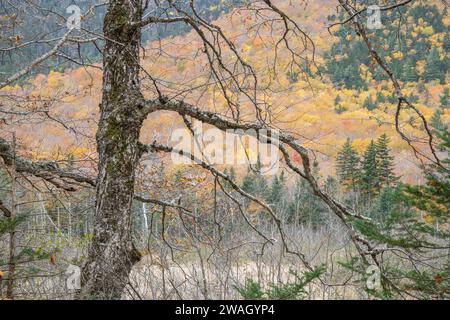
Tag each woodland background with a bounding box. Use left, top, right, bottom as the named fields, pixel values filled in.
left=0, top=0, right=448, bottom=300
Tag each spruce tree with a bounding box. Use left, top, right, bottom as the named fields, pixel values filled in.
left=241, top=156, right=269, bottom=199
left=405, top=126, right=450, bottom=221
left=376, top=134, right=397, bottom=188
left=268, top=175, right=282, bottom=204
left=431, top=109, right=446, bottom=131
left=361, top=140, right=380, bottom=200
left=402, top=57, right=418, bottom=82
left=424, top=47, right=443, bottom=83
left=336, top=138, right=360, bottom=191
left=440, top=88, right=449, bottom=109
left=334, top=95, right=346, bottom=114
left=349, top=129, right=450, bottom=299
left=363, top=95, right=376, bottom=111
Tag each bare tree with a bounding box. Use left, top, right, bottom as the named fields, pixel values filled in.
left=0, top=0, right=446, bottom=299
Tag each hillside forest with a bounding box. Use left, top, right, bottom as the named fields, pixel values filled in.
left=0, top=0, right=449, bottom=300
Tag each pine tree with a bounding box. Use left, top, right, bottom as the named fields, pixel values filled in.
left=402, top=57, right=418, bottom=82
left=376, top=134, right=397, bottom=188
left=405, top=126, right=450, bottom=221
left=336, top=138, right=360, bottom=190
left=363, top=95, right=376, bottom=111
left=334, top=95, right=346, bottom=114
left=360, top=140, right=380, bottom=201
left=424, top=47, right=443, bottom=83
left=440, top=87, right=449, bottom=109
left=287, top=177, right=328, bottom=228
left=417, top=80, right=426, bottom=94
left=376, top=91, right=386, bottom=104
left=431, top=109, right=446, bottom=131
left=241, top=156, right=269, bottom=199
left=268, top=174, right=283, bottom=205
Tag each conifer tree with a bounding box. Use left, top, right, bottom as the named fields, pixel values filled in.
left=405, top=126, right=450, bottom=221
left=431, top=109, right=446, bottom=131
left=363, top=95, right=376, bottom=111
left=241, top=156, right=269, bottom=199
left=336, top=138, right=360, bottom=191
left=402, top=57, right=418, bottom=82
left=424, top=47, right=443, bottom=83
left=334, top=95, right=346, bottom=114
left=268, top=175, right=282, bottom=204
left=350, top=127, right=450, bottom=299
left=268, top=170, right=286, bottom=205
left=440, top=88, right=449, bottom=109
left=360, top=140, right=379, bottom=201
left=376, top=134, right=397, bottom=188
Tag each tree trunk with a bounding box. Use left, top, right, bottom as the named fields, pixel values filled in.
left=79, top=0, right=145, bottom=299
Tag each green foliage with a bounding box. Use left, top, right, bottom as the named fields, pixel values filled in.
left=334, top=95, right=347, bottom=114
left=360, top=140, right=379, bottom=199
left=287, top=176, right=329, bottom=228
left=402, top=57, right=418, bottom=83
left=267, top=171, right=286, bottom=205
left=236, top=265, right=326, bottom=300
left=336, top=135, right=397, bottom=205
left=0, top=0, right=234, bottom=79
left=363, top=96, right=377, bottom=111
left=325, top=2, right=449, bottom=89
left=430, top=109, right=446, bottom=131
left=336, top=138, right=360, bottom=190
left=404, top=126, right=450, bottom=221
left=440, top=88, right=450, bottom=108
left=424, top=47, right=445, bottom=83
left=340, top=127, right=450, bottom=299
left=241, top=157, right=269, bottom=200
left=376, top=134, right=397, bottom=188
left=0, top=215, right=26, bottom=236
left=235, top=279, right=265, bottom=300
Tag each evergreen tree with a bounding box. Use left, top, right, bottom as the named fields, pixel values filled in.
left=376, top=134, right=397, bottom=188
left=334, top=95, right=346, bottom=114
left=405, top=126, right=450, bottom=221
left=430, top=109, right=446, bottom=131
left=402, top=57, right=418, bottom=82
left=268, top=173, right=284, bottom=205
left=287, top=178, right=328, bottom=228
left=417, top=81, right=426, bottom=94
left=241, top=156, right=269, bottom=199
left=424, top=47, right=443, bottom=83
left=376, top=91, right=386, bottom=104
left=336, top=138, right=360, bottom=190
left=351, top=127, right=450, bottom=299
left=440, top=88, right=449, bottom=109
left=369, top=185, right=402, bottom=222
left=363, top=95, right=377, bottom=111
left=360, top=140, right=380, bottom=201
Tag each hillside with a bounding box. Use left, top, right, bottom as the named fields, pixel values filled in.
left=0, top=0, right=448, bottom=183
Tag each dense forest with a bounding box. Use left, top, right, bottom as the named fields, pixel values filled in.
left=0, top=0, right=448, bottom=301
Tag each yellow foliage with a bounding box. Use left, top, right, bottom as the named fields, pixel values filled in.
left=302, top=114, right=320, bottom=124
left=423, top=214, right=435, bottom=224
left=422, top=26, right=434, bottom=36
left=47, top=71, right=63, bottom=88
left=352, top=138, right=371, bottom=154
left=392, top=51, right=404, bottom=60
left=416, top=60, right=426, bottom=75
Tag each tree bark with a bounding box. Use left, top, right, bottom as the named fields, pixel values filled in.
left=79, top=0, right=145, bottom=299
